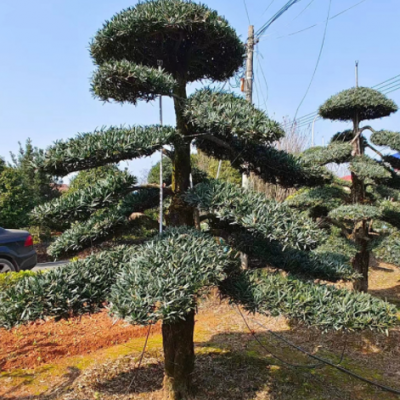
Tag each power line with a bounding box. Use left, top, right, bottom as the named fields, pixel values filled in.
left=372, top=74, right=400, bottom=89
left=270, top=0, right=368, bottom=41
left=236, top=307, right=323, bottom=369
left=256, top=0, right=303, bottom=39
left=242, top=0, right=251, bottom=25
left=261, top=0, right=276, bottom=16
left=373, top=78, right=400, bottom=91
left=291, top=0, right=332, bottom=128
left=283, top=72, right=400, bottom=129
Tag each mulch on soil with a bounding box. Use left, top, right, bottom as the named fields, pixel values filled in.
left=0, top=310, right=160, bottom=371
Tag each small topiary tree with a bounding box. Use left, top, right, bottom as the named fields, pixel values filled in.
left=287, top=87, right=400, bottom=292
left=2, top=2, right=397, bottom=399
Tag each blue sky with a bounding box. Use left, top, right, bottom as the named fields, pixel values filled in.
left=1, top=0, right=399, bottom=181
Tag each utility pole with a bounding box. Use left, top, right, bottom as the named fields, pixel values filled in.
left=241, top=25, right=255, bottom=269
left=158, top=60, right=164, bottom=234
left=245, top=25, right=255, bottom=103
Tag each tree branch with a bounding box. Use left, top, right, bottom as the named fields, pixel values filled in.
left=366, top=144, right=384, bottom=159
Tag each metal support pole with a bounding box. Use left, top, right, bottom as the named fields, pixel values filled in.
left=158, top=60, right=164, bottom=234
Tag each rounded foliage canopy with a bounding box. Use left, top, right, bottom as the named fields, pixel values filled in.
left=90, top=0, right=245, bottom=83
left=319, top=87, right=398, bottom=122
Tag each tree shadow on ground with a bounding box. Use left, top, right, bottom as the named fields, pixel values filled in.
left=6, top=329, right=400, bottom=400
left=369, top=284, right=400, bottom=307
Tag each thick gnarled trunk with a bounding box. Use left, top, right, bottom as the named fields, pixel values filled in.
left=162, top=310, right=195, bottom=400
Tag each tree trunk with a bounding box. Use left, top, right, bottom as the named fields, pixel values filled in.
left=168, top=78, right=194, bottom=227
left=352, top=229, right=369, bottom=293
left=351, top=114, right=370, bottom=292
left=162, top=310, right=195, bottom=400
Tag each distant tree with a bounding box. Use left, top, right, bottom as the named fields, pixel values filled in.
left=249, top=117, right=309, bottom=201
left=69, top=165, right=121, bottom=193
left=195, top=152, right=242, bottom=185
left=148, top=154, right=216, bottom=186
left=287, top=87, right=400, bottom=292
left=0, top=167, right=34, bottom=228
left=10, top=139, right=60, bottom=205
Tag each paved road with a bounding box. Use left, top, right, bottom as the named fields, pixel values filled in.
left=33, top=261, right=70, bottom=272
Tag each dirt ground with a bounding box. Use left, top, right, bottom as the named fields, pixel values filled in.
left=0, top=312, right=161, bottom=371
left=1, top=264, right=399, bottom=400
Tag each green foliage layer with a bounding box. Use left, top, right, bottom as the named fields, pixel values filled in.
left=90, top=0, right=245, bottom=83
left=372, top=230, right=400, bottom=266
left=329, top=205, right=382, bottom=222
left=109, top=227, right=237, bottom=325
left=184, top=89, right=284, bottom=143
left=0, top=247, right=135, bottom=329
left=39, top=126, right=178, bottom=176
left=185, top=180, right=325, bottom=250
left=301, top=143, right=352, bottom=166
left=32, top=171, right=137, bottom=225
left=349, top=155, right=391, bottom=181
left=48, top=189, right=160, bottom=258
left=227, top=232, right=357, bottom=282
left=92, top=61, right=177, bottom=104
left=286, top=186, right=347, bottom=214
left=370, top=130, right=400, bottom=152
left=319, top=87, right=398, bottom=122
left=196, top=136, right=332, bottom=188
left=220, top=270, right=398, bottom=332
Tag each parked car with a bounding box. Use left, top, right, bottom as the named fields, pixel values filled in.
left=0, top=228, right=37, bottom=273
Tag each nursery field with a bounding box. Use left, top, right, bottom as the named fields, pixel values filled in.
left=1, top=263, right=399, bottom=400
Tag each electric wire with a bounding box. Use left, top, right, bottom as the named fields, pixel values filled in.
left=242, top=0, right=251, bottom=25
left=267, top=0, right=368, bottom=41
left=376, top=80, right=400, bottom=93
left=236, top=306, right=323, bottom=369
left=250, top=318, right=400, bottom=396
left=291, top=0, right=332, bottom=128
left=372, top=74, right=400, bottom=89
left=256, top=0, right=303, bottom=39
left=262, top=0, right=276, bottom=16
left=282, top=73, right=400, bottom=129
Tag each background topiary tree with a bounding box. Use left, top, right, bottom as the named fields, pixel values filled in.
left=287, top=87, right=400, bottom=292
left=4, top=2, right=396, bottom=399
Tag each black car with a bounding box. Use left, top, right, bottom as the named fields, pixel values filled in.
left=0, top=228, right=37, bottom=273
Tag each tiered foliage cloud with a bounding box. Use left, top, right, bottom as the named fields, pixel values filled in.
left=287, top=86, right=400, bottom=293
left=3, top=2, right=397, bottom=399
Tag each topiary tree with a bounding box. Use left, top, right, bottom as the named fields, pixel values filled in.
left=287, top=87, right=400, bottom=292
left=4, top=2, right=397, bottom=399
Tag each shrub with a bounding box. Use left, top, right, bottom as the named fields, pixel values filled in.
left=0, top=270, right=37, bottom=291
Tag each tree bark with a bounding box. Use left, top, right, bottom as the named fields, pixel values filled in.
left=353, top=232, right=369, bottom=292
left=168, top=78, right=194, bottom=227
left=162, top=310, right=195, bottom=400
left=351, top=114, right=370, bottom=292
